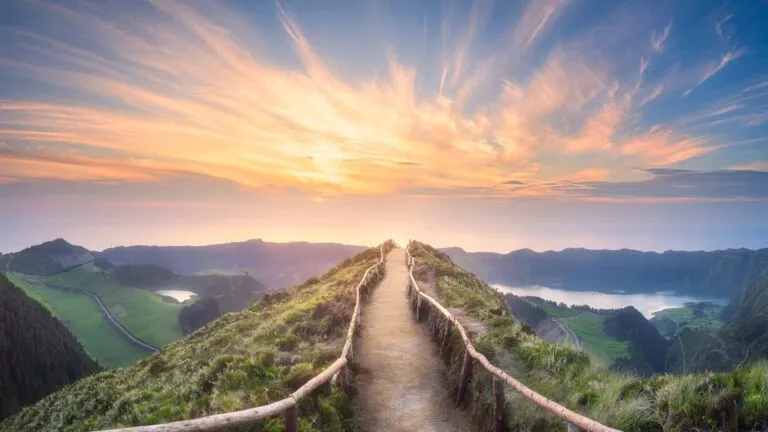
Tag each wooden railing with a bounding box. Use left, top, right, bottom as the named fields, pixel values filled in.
left=404, top=242, right=621, bottom=432
left=99, top=245, right=386, bottom=432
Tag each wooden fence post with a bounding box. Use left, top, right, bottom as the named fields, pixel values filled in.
left=416, top=296, right=422, bottom=321
left=456, top=350, right=473, bottom=405
left=493, top=378, right=507, bottom=432
left=284, top=405, right=298, bottom=432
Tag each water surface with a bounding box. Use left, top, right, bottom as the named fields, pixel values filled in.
left=154, top=289, right=198, bottom=302
left=492, top=284, right=727, bottom=318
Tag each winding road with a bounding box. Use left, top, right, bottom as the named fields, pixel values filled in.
left=554, top=317, right=583, bottom=349
left=13, top=273, right=158, bottom=352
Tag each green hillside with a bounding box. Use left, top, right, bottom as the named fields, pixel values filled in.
left=723, top=275, right=768, bottom=362
left=0, top=242, right=394, bottom=432
left=45, top=266, right=186, bottom=347
left=6, top=241, right=269, bottom=367
left=5, top=273, right=150, bottom=368
left=410, top=241, right=768, bottom=431
left=651, top=302, right=726, bottom=339
left=0, top=274, right=100, bottom=420
left=8, top=239, right=94, bottom=276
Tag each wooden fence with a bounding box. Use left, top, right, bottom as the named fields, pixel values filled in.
left=98, top=245, right=386, bottom=432
left=404, top=242, right=622, bottom=432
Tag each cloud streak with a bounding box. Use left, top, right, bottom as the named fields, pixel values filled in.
left=0, top=0, right=764, bottom=201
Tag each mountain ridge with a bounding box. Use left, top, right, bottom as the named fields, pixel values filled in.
left=444, top=246, right=768, bottom=297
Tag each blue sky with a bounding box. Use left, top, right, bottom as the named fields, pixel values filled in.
left=0, top=0, right=767, bottom=253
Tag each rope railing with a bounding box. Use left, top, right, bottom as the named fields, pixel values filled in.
left=404, top=242, right=621, bottom=432
left=99, top=244, right=386, bottom=432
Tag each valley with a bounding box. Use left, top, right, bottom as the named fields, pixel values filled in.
left=2, top=238, right=363, bottom=369
left=2, top=239, right=768, bottom=431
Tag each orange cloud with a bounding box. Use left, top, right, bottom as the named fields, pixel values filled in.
left=0, top=0, right=723, bottom=199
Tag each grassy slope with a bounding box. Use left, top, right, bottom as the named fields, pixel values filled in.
left=566, top=312, right=629, bottom=362
left=525, top=298, right=630, bottom=362
left=410, top=241, right=768, bottom=432
left=5, top=273, right=148, bottom=368
left=46, top=266, right=186, bottom=347
left=651, top=303, right=725, bottom=339
left=1, top=242, right=394, bottom=432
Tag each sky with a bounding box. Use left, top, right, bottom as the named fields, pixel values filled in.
left=1, top=0, right=768, bottom=253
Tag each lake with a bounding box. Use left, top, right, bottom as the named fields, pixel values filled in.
left=154, top=289, right=198, bottom=302
left=492, top=284, right=727, bottom=318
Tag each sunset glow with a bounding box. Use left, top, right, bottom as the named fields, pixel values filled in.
left=1, top=0, right=767, bottom=252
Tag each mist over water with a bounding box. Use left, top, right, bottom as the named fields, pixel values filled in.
left=154, top=290, right=197, bottom=302
left=492, top=284, right=728, bottom=318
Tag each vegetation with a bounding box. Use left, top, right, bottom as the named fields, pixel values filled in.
left=5, top=273, right=150, bottom=368
left=651, top=302, right=726, bottom=339
left=411, top=240, right=768, bottom=431
left=44, top=266, right=186, bottom=347
left=724, top=275, right=768, bottom=361
left=179, top=297, right=221, bottom=334
left=7, top=239, right=93, bottom=276
left=506, top=295, right=670, bottom=374
left=445, top=246, right=768, bottom=297
left=0, top=274, right=100, bottom=420
left=0, top=241, right=395, bottom=432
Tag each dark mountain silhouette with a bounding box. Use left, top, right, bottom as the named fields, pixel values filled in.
left=444, top=247, right=768, bottom=298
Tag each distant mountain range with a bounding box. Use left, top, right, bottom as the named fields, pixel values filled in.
left=100, top=239, right=366, bottom=290
left=443, top=247, right=768, bottom=298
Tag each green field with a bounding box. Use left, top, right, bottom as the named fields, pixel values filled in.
left=565, top=312, right=629, bottom=362
left=651, top=302, right=725, bottom=338
left=101, top=287, right=185, bottom=346
left=5, top=273, right=149, bottom=368
left=525, top=298, right=629, bottom=362
left=44, top=267, right=187, bottom=347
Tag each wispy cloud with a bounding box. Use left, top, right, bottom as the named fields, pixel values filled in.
left=651, top=21, right=673, bottom=52
left=684, top=49, right=745, bottom=96
left=0, top=0, right=764, bottom=202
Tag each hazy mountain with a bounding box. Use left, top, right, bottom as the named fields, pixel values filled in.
left=0, top=274, right=100, bottom=420
left=7, top=239, right=94, bottom=276
left=100, top=239, right=366, bottom=290
left=444, top=247, right=768, bottom=298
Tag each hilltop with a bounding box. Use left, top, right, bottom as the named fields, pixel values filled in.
left=0, top=242, right=394, bottom=432
left=0, top=274, right=100, bottom=420
left=100, top=239, right=366, bottom=290
left=7, top=239, right=94, bottom=276
left=444, top=246, right=768, bottom=298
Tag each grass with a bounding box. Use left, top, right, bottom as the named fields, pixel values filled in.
left=566, top=312, right=630, bottom=362
left=522, top=297, right=630, bottom=362
left=5, top=273, right=149, bottom=368
left=651, top=302, right=725, bottom=339
left=101, top=288, right=185, bottom=347
left=45, top=267, right=187, bottom=348
left=1, top=241, right=395, bottom=432
left=409, top=240, right=768, bottom=432
left=527, top=298, right=581, bottom=318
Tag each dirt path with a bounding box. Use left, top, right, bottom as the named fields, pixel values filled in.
left=353, top=248, right=473, bottom=432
